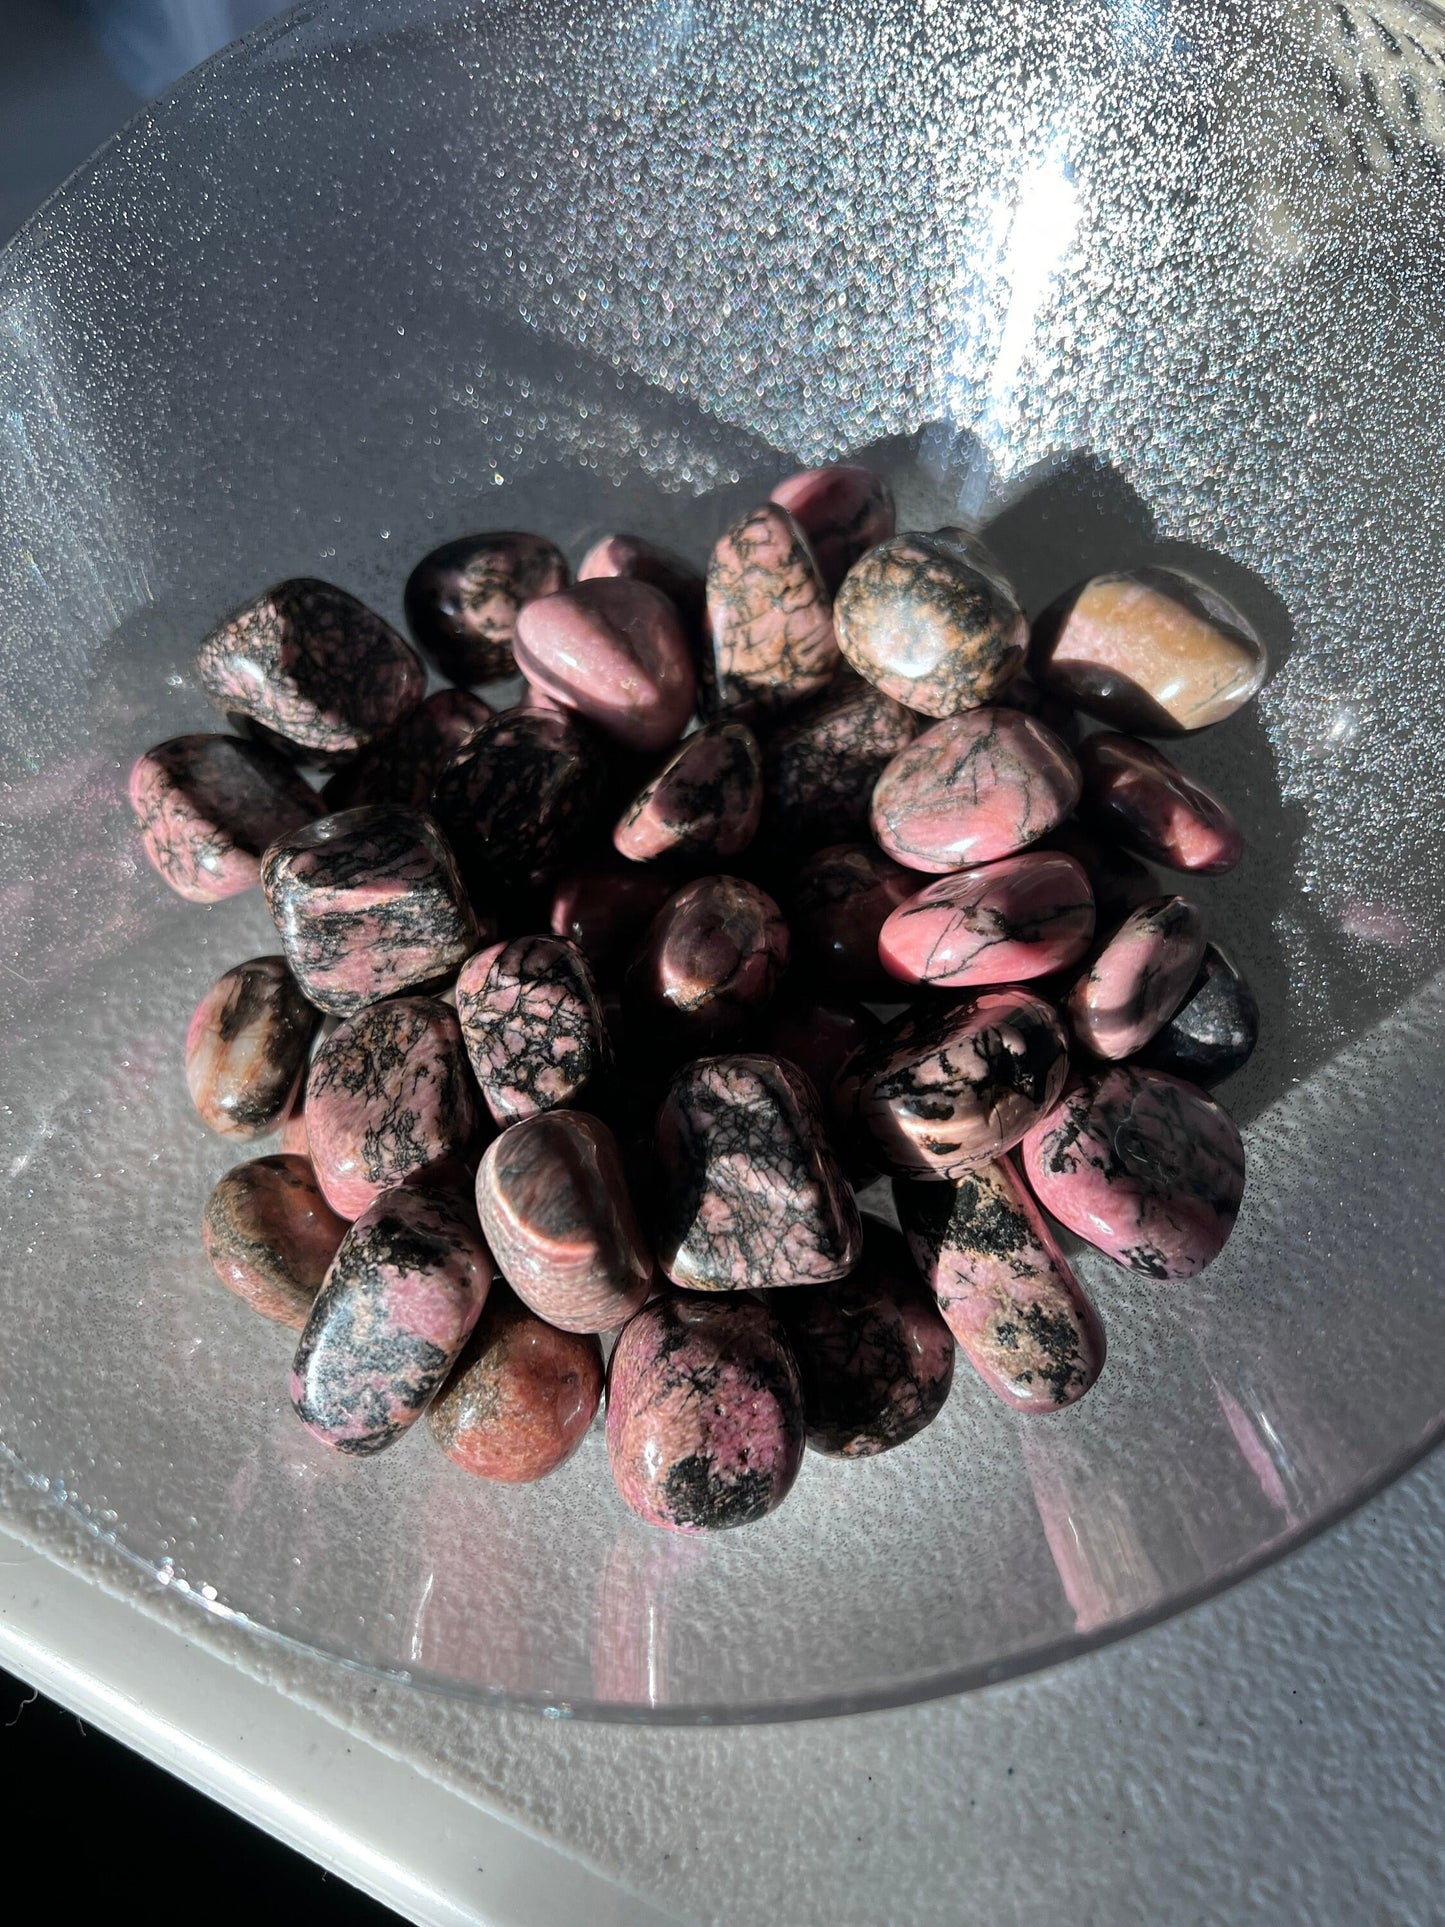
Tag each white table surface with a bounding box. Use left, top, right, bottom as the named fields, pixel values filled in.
left=3, top=1444, right=1443, bottom=1926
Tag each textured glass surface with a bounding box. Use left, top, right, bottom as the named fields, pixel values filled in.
left=1, top=0, right=1443, bottom=1721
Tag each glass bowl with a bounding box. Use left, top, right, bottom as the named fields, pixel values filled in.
left=2, top=0, right=1443, bottom=1723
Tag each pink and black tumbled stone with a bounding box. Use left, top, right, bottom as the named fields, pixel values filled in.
left=305, top=997, right=479, bottom=1220
left=761, top=672, right=920, bottom=849
left=1020, top=1065, right=1246, bottom=1279
left=291, top=1184, right=492, bottom=1454
left=1079, top=733, right=1244, bottom=876
left=627, top=875, right=789, bottom=1045
left=1067, top=895, right=1206, bottom=1061
left=320, top=688, right=494, bottom=813
left=404, top=530, right=569, bottom=684
left=613, top=721, right=763, bottom=864
left=201, top=1152, right=348, bottom=1329
left=129, top=732, right=323, bottom=903
left=833, top=530, right=1027, bottom=718
left=1136, top=941, right=1259, bottom=1088
left=770, top=463, right=896, bottom=592
left=429, top=706, right=607, bottom=898
left=653, top=1052, right=861, bottom=1290
left=196, top=578, right=425, bottom=755
left=262, top=805, right=479, bottom=1016
left=606, top=1290, right=805, bottom=1532
left=771, top=1219, right=955, bottom=1457
left=705, top=502, right=838, bottom=716
left=895, top=1158, right=1104, bottom=1413
left=184, top=955, right=319, bottom=1138
left=475, top=1110, right=652, bottom=1333
left=455, top=934, right=611, bottom=1126
left=871, top=707, right=1083, bottom=874
left=879, top=851, right=1095, bottom=989
left=846, top=989, right=1070, bottom=1181
left=787, top=842, right=916, bottom=996
left=427, top=1282, right=604, bottom=1483
left=514, top=577, right=696, bottom=753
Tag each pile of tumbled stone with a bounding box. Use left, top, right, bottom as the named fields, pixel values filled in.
left=130, top=462, right=1261, bottom=1532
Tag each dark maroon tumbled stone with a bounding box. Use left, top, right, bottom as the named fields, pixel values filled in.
left=548, top=862, right=677, bottom=982
left=1079, top=733, right=1244, bottom=875
left=761, top=672, right=919, bottom=849
left=627, top=875, right=789, bottom=1045
left=429, top=706, right=607, bottom=898
left=787, top=842, right=915, bottom=996
left=404, top=531, right=569, bottom=684
left=321, top=688, right=494, bottom=812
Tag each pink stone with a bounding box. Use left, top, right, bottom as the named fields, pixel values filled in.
left=788, top=842, right=916, bottom=996
left=455, top=934, right=610, bottom=1126
left=1080, top=733, right=1244, bottom=875
left=653, top=1052, right=862, bottom=1290
left=1019, top=1066, right=1245, bottom=1278
left=705, top=503, right=838, bottom=715
left=549, top=862, right=676, bottom=981
left=578, top=533, right=706, bottom=629
left=404, top=531, right=569, bottom=684
left=613, top=721, right=763, bottom=863
left=129, top=733, right=322, bottom=903
left=871, top=708, right=1082, bottom=874
left=262, top=805, right=480, bottom=1016
left=769, top=464, right=895, bottom=592
left=878, top=852, right=1095, bottom=989
left=606, top=1291, right=804, bottom=1532
left=894, top=1158, right=1104, bottom=1413
left=513, top=577, right=696, bottom=753
left=279, top=1093, right=310, bottom=1156
left=833, top=531, right=1027, bottom=717
left=184, top=955, right=319, bottom=1138
left=847, top=989, right=1070, bottom=1180
left=427, top=1283, right=604, bottom=1482
left=202, top=1153, right=348, bottom=1330
left=291, top=1185, right=492, bottom=1454
left=196, top=578, right=425, bottom=755
left=475, top=1111, right=651, bottom=1333
left=306, top=997, right=479, bottom=1219
left=761, top=672, right=920, bottom=848
left=320, top=688, right=494, bottom=812
left=628, top=875, right=789, bottom=1044
left=1067, top=895, right=1206, bottom=1060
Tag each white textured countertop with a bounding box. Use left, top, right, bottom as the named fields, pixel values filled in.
left=3, top=1448, right=1442, bottom=1926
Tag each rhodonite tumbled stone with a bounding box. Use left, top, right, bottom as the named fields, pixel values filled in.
left=185, top=955, right=319, bottom=1138
left=761, top=673, right=920, bottom=849
left=770, top=464, right=896, bottom=592
left=129, top=733, right=322, bottom=903
left=262, top=805, right=479, bottom=1015
left=834, top=531, right=1027, bottom=717
left=197, top=578, right=425, bottom=754
left=788, top=842, right=916, bottom=995
left=404, top=530, right=569, bottom=684
left=847, top=989, right=1070, bottom=1180
left=291, top=1185, right=492, bottom=1454
left=1137, top=941, right=1259, bottom=1088
left=579, top=532, right=706, bottom=622
left=201, top=1153, right=348, bottom=1329
left=1067, top=895, right=1206, bottom=1060
left=455, top=934, right=610, bottom=1126
left=879, top=851, right=1095, bottom=988
left=430, top=706, right=606, bottom=897
left=705, top=502, right=838, bottom=715
left=475, top=1110, right=651, bottom=1332
left=1020, top=1065, right=1245, bottom=1278
left=514, top=578, right=696, bottom=753
left=871, top=708, right=1082, bottom=873
left=427, top=1283, right=604, bottom=1482
left=613, top=721, right=763, bottom=863
left=653, top=1052, right=861, bottom=1290
left=306, top=997, right=479, bottom=1219
left=549, top=862, right=676, bottom=980
left=771, top=1219, right=955, bottom=1457
left=320, top=688, right=494, bottom=812
left=606, top=1291, right=805, bottom=1532
left=1080, top=733, right=1244, bottom=875
left=1032, top=567, right=1266, bottom=734
left=894, top=1158, right=1104, bottom=1413
left=628, top=875, right=789, bottom=1044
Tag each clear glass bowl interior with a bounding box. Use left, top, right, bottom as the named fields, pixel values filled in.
left=1, top=0, right=1443, bottom=1720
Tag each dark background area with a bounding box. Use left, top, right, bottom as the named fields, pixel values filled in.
left=1, top=4, right=403, bottom=1919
